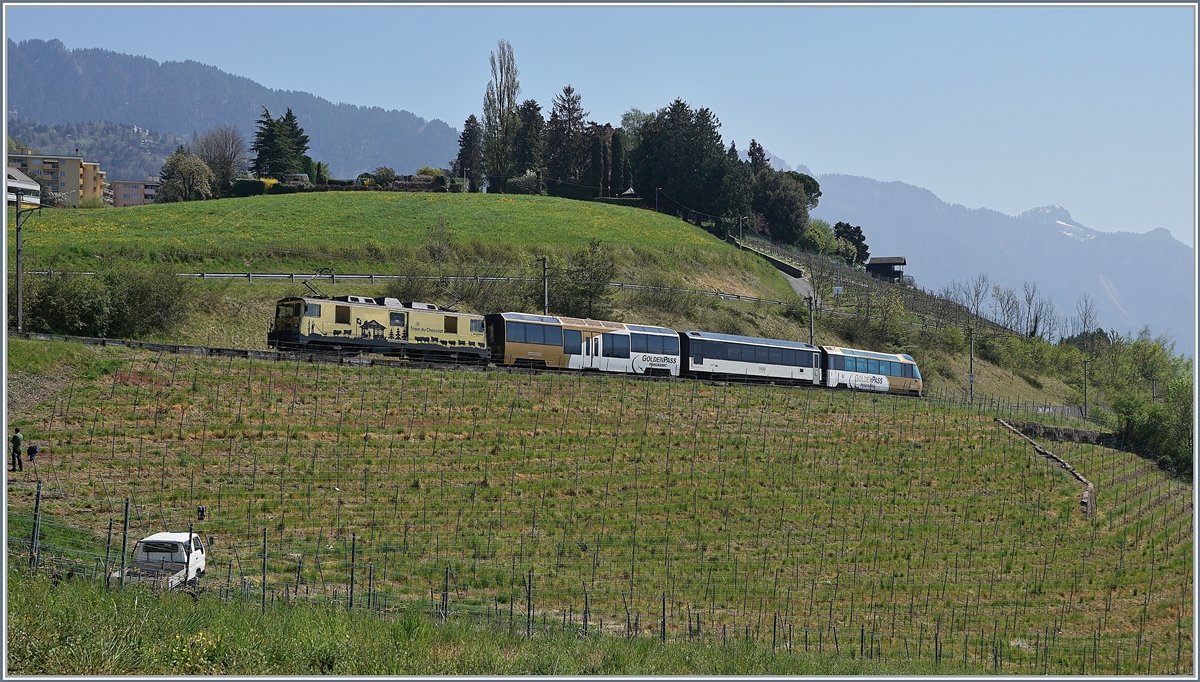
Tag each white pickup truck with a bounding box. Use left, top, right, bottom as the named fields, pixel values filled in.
left=113, top=531, right=206, bottom=589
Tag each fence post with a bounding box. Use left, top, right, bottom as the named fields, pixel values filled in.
left=349, top=533, right=356, bottom=610
left=119, top=497, right=130, bottom=589
left=103, top=519, right=113, bottom=587
left=29, top=480, right=43, bottom=571
left=261, top=527, right=267, bottom=612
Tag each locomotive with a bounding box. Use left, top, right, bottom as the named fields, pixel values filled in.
left=270, top=297, right=922, bottom=396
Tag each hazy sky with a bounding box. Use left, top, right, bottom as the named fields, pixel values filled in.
left=5, top=4, right=1196, bottom=245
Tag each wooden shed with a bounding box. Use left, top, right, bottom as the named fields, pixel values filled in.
left=866, top=256, right=906, bottom=283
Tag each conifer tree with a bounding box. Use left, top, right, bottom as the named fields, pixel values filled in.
left=453, top=114, right=485, bottom=192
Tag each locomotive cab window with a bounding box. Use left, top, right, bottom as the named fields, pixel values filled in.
left=390, top=312, right=406, bottom=327
left=470, top=319, right=484, bottom=333
left=444, top=316, right=458, bottom=334
left=335, top=306, right=351, bottom=324
left=304, top=303, right=321, bottom=318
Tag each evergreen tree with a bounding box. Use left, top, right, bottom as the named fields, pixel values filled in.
left=630, top=98, right=733, bottom=223
left=751, top=169, right=809, bottom=243
left=610, top=129, right=628, bottom=194
left=587, top=124, right=611, bottom=197
left=511, top=99, right=545, bottom=183
left=544, top=85, right=589, bottom=186
left=748, top=139, right=768, bottom=175
left=250, top=107, right=309, bottom=180
left=452, top=114, right=485, bottom=192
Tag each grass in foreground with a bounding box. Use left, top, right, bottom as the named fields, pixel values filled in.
left=5, top=566, right=955, bottom=675
left=6, top=339, right=1191, bottom=676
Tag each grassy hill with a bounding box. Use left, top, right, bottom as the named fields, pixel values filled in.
left=9, top=192, right=1090, bottom=410
left=5, top=338, right=1192, bottom=674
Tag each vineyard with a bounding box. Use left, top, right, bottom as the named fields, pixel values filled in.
left=7, top=340, right=1193, bottom=674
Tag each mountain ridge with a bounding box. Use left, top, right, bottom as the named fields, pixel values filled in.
left=810, top=173, right=1194, bottom=354
left=6, top=38, right=460, bottom=178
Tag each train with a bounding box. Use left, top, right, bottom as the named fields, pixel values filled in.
left=268, top=295, right=922, bottom=396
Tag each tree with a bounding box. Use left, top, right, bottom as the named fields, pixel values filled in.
left=832, top=222, right=869, bottom=265
left=511, top=99, right=545, bottom=182
left=545, top=85, right=589, bottom=186
left=452, top=114, right=485, bottom=192
left=609, top=129, right=628, bottom=194
left=587, top=125, right=612, bottom=197
left=557, top=239, right=617, bottom=319
left=373, top=166, right=397, bottom=186
left=750, top=169, right=809, bottom=243
left=191, top=125, right=248, bottom=196
left=278, top=108, right=310, bottom=167
left=302, top=157, right=330, bottom=184
left=747, top=139, right=768, bottom=175
left=158, top=147, right=214, bottom=202
left=250, top=107, right=309, bottom=180
left=619, top=107, right=653, bottom=152
left=630, top=98, right=735, bottom=223
left=482, top=39, right=520, bottom=192
left=785, top=171, right=821, bottom=209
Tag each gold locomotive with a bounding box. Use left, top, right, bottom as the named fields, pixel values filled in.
left=268, top=295, right=487, bottom=363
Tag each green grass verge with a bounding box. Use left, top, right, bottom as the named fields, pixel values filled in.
left=6, top=567, right=955, bottom=675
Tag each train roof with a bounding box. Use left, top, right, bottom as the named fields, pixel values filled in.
left=494, top=313, right=676, bottom=335
left=822, top=346, right=915, bottom=363
left=683, top=330, right=818, bottom=350
left=278, top=296, right=479, bottom=314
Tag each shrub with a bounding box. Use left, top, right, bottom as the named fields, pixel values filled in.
left=267, top=182, right=298, bottom=195
left=17, top=265, right=194, bottom=339
left=231, top=179, right=268, bottom=197
left=416, top=166, right=445, bottom=178
left=78, top=196, right=108, bottom=209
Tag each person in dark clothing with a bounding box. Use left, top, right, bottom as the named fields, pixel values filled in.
left=10, top=428, right=24, bottom=472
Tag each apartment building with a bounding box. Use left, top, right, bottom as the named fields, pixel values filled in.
left=7, top=150, right=107, bottom=206
left=110, top=176, right=161, bottom=207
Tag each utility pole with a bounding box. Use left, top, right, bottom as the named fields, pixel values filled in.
left=13, top=188, right=41, bottom=334
left=808, top=295, right=815, bottom=345
left=968, top=326, right=975, bottom=406
left=541, top=256, right=549, bottom=315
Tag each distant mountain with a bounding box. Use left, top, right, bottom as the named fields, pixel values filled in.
left=6, top=39, right=459, bottom=178
left=810, top=174, right=1194, bottom=354
left=7, top=118, right=183, bottom=182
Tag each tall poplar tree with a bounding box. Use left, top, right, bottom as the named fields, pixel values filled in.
left=482, top=39, right=520, bottom=193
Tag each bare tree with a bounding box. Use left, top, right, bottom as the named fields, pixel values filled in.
left=1075, top=292, right=1098, bottom=334
left=960, top=272, right=990, bottom=327
left=192, top=125, right=248, bottom=196
left=991, top=284, right=1021, bottom=333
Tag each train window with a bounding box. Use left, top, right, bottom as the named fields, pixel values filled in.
left=544, top=325, right=563, bottom=347
left=903, top=364, right=912, bottom=378
left=647, top=335, right=664, bottom=354
left=525, top=323, right=545, bottom=345
left=631, top=334, right=647, bottom=353
left=912, top=364, right=921, bottom=380
left=867, top=359, right=879, bottom=374
left=506, top=321, right=526, bottom=343
left=304, top=303, right=321, bottom=317
left=602, top=333, right=630, bottom=358
left=755, top=346, right=770, bottom=364
left=724, top=343, right=739, bottom=362
left=781, top=349, right=795, bottom=366
left=444, top=317, right=458, bottom=334
left=768, top=347, right=783, bottom=365
left=831, top=355, right=845, bottom=371
left=665, top=336, right=679, bottom=355
left=564, top=329, right=582, bottom=355
left=389, top=312, right=406, bottom=327
left=335, top=306, right=350, bottom=324
left=470, top=319, right=484, bottom=333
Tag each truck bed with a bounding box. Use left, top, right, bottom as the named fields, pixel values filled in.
left=123, top=560, right=189, bottom=588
